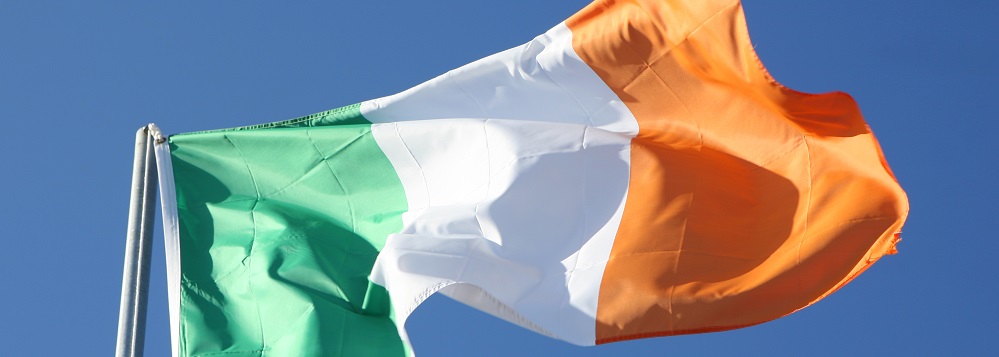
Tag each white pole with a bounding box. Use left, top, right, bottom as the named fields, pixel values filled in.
left=115, top=126, right=158, bottom=357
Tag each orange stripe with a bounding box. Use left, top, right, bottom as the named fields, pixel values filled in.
left=566, top=0, right=908, bottom=343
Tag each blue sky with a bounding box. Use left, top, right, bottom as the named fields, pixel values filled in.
left=1, top=1, right=995, bottom=355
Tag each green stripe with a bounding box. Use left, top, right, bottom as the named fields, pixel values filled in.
left=177, top=103, right=370, bottom=135
left=169, top=105, right=409, bottom=356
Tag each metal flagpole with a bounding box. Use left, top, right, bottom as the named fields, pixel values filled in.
left=115, top=126, right=158, bottom=357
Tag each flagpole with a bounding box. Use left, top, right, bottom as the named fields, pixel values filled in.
left=116, top=126, right=158, bottom=357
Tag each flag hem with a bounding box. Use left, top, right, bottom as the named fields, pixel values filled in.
left=153, top=130, right=182, bottom=357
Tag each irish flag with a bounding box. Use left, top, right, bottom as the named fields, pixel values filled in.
left=154, top=0, right=909, bottom=355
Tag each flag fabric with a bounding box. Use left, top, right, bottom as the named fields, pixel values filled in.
left=154, top=0, right=909, bottom=355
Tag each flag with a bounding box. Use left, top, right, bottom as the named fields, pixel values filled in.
left=154, top=0, right=909, bottom=355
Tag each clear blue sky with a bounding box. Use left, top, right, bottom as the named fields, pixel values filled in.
left=1, top=1, right=995, bottom=355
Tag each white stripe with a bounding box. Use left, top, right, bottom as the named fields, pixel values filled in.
left=367, top=23, right=638, bottom=346
left=153, top=136, right=182, bottom=357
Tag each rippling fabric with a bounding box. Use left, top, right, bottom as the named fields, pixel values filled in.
left=155, top=0, right=908, bottom=355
